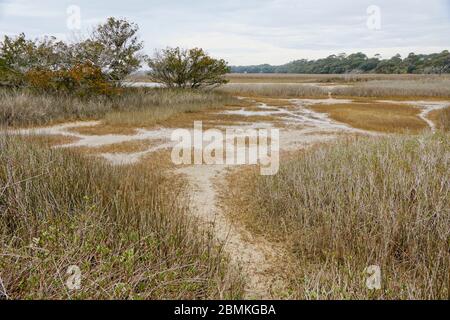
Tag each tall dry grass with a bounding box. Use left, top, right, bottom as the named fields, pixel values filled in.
left=0, top=135, right=243, bottom=299
left=228, top=133, right=449, bottom=299
left=429, top=107, right=450, bottom=131
left=309, top=103, right=428, bottom=133
left=220, top=79, right=450, bottom=99
left=103, top=89, right=236, bottom=127
left=335, top=79, right=450, bottom=98
left=219, top=83, right=328, bottom=98
left=226, top=73, right=450, bottom=84
left=0, top=88, right=236, bottom=128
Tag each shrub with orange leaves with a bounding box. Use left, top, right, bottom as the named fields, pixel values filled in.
left=25, top=68, right=57, bottom=92
left=24, top=62, right=119, bottom=96
left=65, top=63, right=118, bottom=96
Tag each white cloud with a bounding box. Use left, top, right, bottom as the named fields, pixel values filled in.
left=0, top=0, right=449, bottom=65
left=0, top=0, right=60, bottom=18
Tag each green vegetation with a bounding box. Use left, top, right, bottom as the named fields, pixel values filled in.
left=147, top=47, right=229, bottom=89
left=87, top=17, right=144, bottom=81
left=0, top=135, right=243, bottom=299
left=0, top=17, right=145, bottom=93
left=231, top=51, right=450, bottom=74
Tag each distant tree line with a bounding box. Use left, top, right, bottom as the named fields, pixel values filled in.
left=230, top=51, right=450, bottom=74
left=0, top=17, right=229, bottom=95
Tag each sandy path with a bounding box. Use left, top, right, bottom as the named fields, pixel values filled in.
left=172, top=128, right=343, bottom=299
left=176, top=164, right=287, bottom=299
left=171, top=98, right=377, bottom=298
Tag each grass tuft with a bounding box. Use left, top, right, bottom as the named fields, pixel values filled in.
left=429, top=107, right=450, bottom=131
left=0, top=135, right=243, bottom=299
left=226, top=133, right=449, bottom=299
left=309, top=102, right=428, bottom=133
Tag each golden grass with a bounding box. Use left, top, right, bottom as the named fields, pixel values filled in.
left=334, top=80, right=450, bottom=98
left=224, top=133, right=449, bottom=299
left=3, top=79, right=449, bottom=301
left=0, top=135, right=244, bottom=299
left=74, top=139, right=160, bottom=155
left=102, top=90, right=238, bottom=128
left=129, top=73, right=450, bottom=85
left=309, top=102, right=428, bottom=133
left=220, top=78, right=450, bottom=99
left=225, top=73, right=450, bottom=84
left=103, top=98, right=253, bottom=130
left=146, top=102, right=284, bottom=130
left=219, top=83, right=328, bottom=98
left=226, top=74, right=331, bottom=83
left=20, top=134, right=80, bottom=147
left=68, top=124, right=138, bottom=136
left=137, top=149, right=177, bottom=172
left=18, top=134, right=161, bottom=159
left=428, top=106, right=450, bottom=131
left=0, top=88, right=237, bottom=128
left=251, top=97, right=295, bottom=108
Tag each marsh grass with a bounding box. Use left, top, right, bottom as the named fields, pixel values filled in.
left=219, top=83, right=328, bottom=98
left=75, top=139, right=159, bottom=155
left=19, top=134, right=80, bottom=147
left=131, top=73, right=450, bottom=84
left=220, top=79, right=450, bottom=99
left=429, top=107, right=450, bottom=131
left=68, top=124, right=138, bottom=136
left=103, top=89, right=238, bottom=128
left=0, top=88, right=237, bottom=128
left=334, top=79, right=450, bottom=98
left=226, top=133, right=449, bottom=299
left=0, top=135, right=243, bottom=299
left=225, top=73, right=450, bottom=84
left=309, top=102, right=428, bottom=133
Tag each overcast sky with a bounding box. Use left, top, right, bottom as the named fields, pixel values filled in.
left=0, top=0, right=449, bottom=65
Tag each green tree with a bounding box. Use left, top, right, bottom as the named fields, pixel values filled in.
left=0, top=34, right=34, bottom=86
left=0, top=57, right=21, bottom=86
left=0, top=34, right=73, bottom=71
left=432, top=50, right=450, bottom=74
left=147, top=47, right=230, bottom=89
left=0, top=17, right=145, bottom=89
left=0, top=34, right=34, bottom=71
left=230, top=51, right=450, bottom=74
left=87, top=17, right=145, bottom=81
left=33, top=37, right=73, bottom=71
